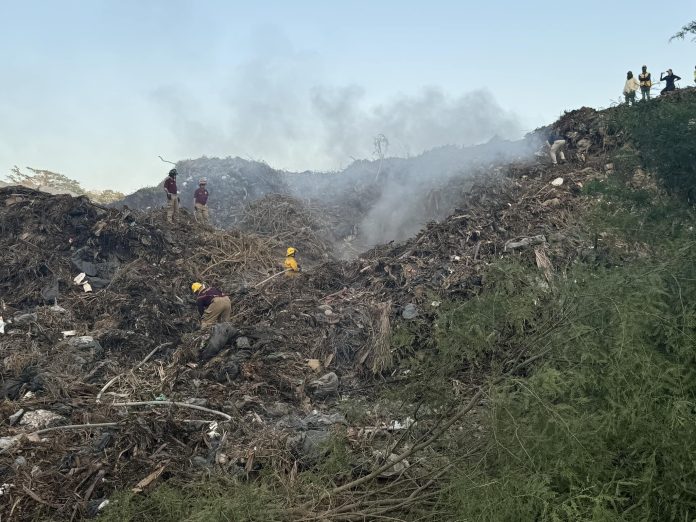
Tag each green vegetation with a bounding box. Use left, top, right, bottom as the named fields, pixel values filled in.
left=96, top=478, right=281, bottom=522
left=612, top=96, right=696, bottom=201
left=439, top=177, right=696, bottom=520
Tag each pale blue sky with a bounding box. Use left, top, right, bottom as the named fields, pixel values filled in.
left=0, top=1, right=693, bottom=191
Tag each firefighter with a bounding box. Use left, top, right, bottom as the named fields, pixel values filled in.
left=163, top=168, right=179, bottom=223
left=193, top=178, right=210, bottom=224
left=547, top=130, right=566, bottom=166
left=639, top=65, right=652, bottom=101
left=191, top=282, right=231, bottom=327
left=284, top=247, right=301, bottom=275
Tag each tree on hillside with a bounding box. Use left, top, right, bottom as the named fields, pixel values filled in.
left=8, top=166, right=85, bottom=194
left=671, top=20, right=696, bottom=41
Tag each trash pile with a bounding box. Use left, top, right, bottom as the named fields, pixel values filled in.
left=0, top=104, right=633, bottom=520
left=237, top=194, right=341, bottom=263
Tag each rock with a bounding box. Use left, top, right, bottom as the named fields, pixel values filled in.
left=307, top=372, right=339, bottom=399
left=303, top=411, right=347, bottom=429
left=14, top=456, right=27, bottom=468
left=8, top=409, right=25, bottom=426
left=402, top=304, right=419, bottom=320
left=19, top=410, right=67, bottom=431
left=235, top=336, right=251, bottom=349
left=286, top=430, right=331, bottom=464
left=542, top=198, right=561, bottom=207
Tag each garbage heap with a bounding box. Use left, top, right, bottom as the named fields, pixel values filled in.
left=0, top=103, right=635, bottom=520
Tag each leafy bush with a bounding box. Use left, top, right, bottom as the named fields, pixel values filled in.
left=439, top=189, right=696, bottom=520
left=612, top=93, right=696, bottom=201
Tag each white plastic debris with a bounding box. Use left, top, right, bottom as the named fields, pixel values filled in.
left=0, top=316, right=4, bottom=334
left=83, top=282, right=93, bottom=293
left=431, top=301, right=441, bottom=308
left=551, top=177, right=564, bottom=186
left=73, top=273, right=87, bottom=285
left=388, top=417, right=415, bottom=431
left=97, top=499, right=110, bottom=512
left=0, top=483, right=13, bottom=497
left=207, top=421, right=220, bottom=439
left=62, top=330, right=77, bottom=338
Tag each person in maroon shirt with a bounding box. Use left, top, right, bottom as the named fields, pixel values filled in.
left=193, top=178, right=210, bottom=224
left=191, top=282, right=231, bottom=327
left=163, top=168, right=179, bottom=223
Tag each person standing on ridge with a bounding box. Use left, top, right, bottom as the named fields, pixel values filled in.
left=191, top=282, right=231, bottom=327
left=547, top=130, right=566, bottom=166
left=284, top=247, right=301, bottom=275
left=193, top=178, right=210, bottom=224
left=623, top=71, right=640, bottom=106
left=163, top=168, right=179, bottom=223
left=660, top=69, right=681, bottom=95
left=638, top=65, right=652, bottom=101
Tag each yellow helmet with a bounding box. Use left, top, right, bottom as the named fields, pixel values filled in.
left=286, top=247, right=297, bottom=256
left=191, top=282, right=204, bottom=293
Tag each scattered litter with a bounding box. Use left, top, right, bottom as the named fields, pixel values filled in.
left=9, top=409, right=25, bottom=426
left=73, top=273, right=86, bottom=285
left=62, top=330, right=77, bottom=338
left=431, top=301, right=441, bottom=308
left=0, top=483, right=13, bottom=497
left=551, top=177, right=564, bottom=186
left=0, top=316, right=4, bottom=334
left=307, top=372, right=339, bottom=399
left=19, top=410, right=67, bottom=430
left=388, top=417, right=415, bottom=431
left=132, top=465, right=167, bottom=493
left=307, top=359, right=321, bottom=371
left=402, top=304, right=419, bottom=320
left=207, top=421, right=221, bottom=439
left=13, top=312, right=37, bottom=325
left=0, top=436, right=20, bottom=451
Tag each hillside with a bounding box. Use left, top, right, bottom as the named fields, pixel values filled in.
left=2, top=90, right=696, bottom=521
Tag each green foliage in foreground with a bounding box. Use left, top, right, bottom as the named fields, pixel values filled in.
left=612, top=94, right=696, bottom=201
left=440, top=186, right=696, bottom=520
left=97, top=478, right=281, bottom=522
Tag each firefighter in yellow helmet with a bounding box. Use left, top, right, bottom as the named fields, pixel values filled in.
left=284, top=247, right=301, bottom=275
left=191, top=282, right=231, bottom=327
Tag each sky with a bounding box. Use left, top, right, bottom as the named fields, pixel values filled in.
left=0, top=1, right=693, bottom=192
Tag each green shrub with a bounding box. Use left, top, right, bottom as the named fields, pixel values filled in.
left=439, top=192, right=696, bottom=520
left=98, top=478, right=281, bottom=522
left=613, top=94, right=696, bottom=201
